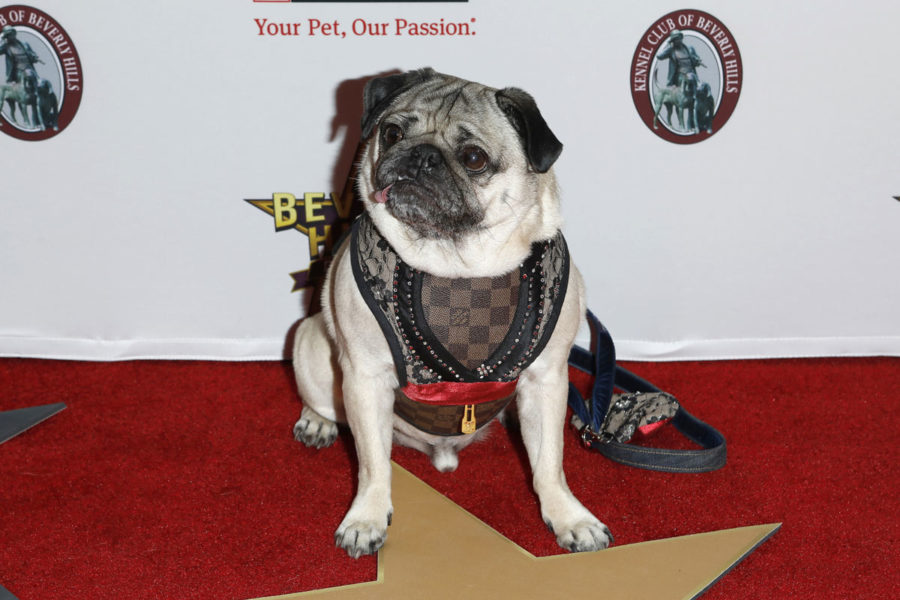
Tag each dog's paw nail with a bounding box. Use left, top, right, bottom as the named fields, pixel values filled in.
left=602, top=525, right=614, bottom=547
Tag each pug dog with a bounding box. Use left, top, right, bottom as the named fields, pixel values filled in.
left=292, top=68, right=611, bottom=559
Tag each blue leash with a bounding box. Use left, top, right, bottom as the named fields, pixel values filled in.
left=567, top=311, right=727, bottom=473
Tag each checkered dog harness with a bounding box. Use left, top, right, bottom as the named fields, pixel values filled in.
left=350, top=213, right=570, bottom=436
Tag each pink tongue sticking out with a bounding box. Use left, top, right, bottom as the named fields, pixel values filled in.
left=374, top=185, right=392, bottom=204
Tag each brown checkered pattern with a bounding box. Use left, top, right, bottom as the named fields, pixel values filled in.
left=421, top=270, right=521, bottom=370
left=394, top=388, right=515, bottom=436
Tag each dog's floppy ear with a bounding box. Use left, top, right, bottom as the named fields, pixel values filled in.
left=495, top=87, right=563, bottom=173
left=361, top=68, right=436, bottom=139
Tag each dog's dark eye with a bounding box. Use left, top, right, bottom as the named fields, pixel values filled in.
left=382, top=124, right=404, bottom=147
left=460, top=146, right=488, bottom=173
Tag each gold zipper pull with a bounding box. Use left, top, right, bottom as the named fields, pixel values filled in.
left=461, top=405, right=477, bottom=435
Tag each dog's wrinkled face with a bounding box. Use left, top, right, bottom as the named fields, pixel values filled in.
left=372, top=106, right=491, bottom=239
left=358, top=68, right=562, bottom=242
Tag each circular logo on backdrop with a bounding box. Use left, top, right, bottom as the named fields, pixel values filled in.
left=630, top=9, right=742, bottom=144
left=0, top=5, right=82, bottom=141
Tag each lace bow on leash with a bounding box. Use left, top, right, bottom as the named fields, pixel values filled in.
left=571, top=391, right=679, bottom=444
left=567, top=310, right=726, bottom=472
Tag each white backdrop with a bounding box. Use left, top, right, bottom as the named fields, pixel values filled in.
left=1, top=0, right=898, bottom=361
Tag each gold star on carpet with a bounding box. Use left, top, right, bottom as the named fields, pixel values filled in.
left=260, top=463, right=779, bottom=600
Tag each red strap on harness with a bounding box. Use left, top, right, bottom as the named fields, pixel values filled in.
left=401, top=379, right=517, bottom=406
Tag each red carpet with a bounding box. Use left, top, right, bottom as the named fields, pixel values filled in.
left=0, top=357, right=897, bottom=599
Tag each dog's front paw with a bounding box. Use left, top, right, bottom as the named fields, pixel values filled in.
left=293, top=406, right=339, bottom=449
left=334, top=513, right=392, bottom=559
left=548, top=517, right=613, bottom=553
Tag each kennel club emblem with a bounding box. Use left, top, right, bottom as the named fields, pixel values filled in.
left=0, top=5, right=82, bottom=141
left=631, top=9, right=742, bottom=143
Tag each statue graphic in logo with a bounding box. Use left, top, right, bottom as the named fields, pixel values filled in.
left=0, top=25, right=57, bottom=131
left=652, top=29, right=715, bottom=135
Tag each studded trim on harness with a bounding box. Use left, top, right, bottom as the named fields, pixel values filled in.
left=350, top=213, right=570, bottom=436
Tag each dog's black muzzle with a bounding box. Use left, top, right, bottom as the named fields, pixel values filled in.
left=398, top=143, right=444, bottom=181
left=376, top=143, right=482, bottom=239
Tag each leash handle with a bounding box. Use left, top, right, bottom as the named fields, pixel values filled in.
left=567, top=311, right=727, bottom=473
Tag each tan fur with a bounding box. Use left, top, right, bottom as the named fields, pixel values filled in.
left=293, top=70, right=610, bottom=558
